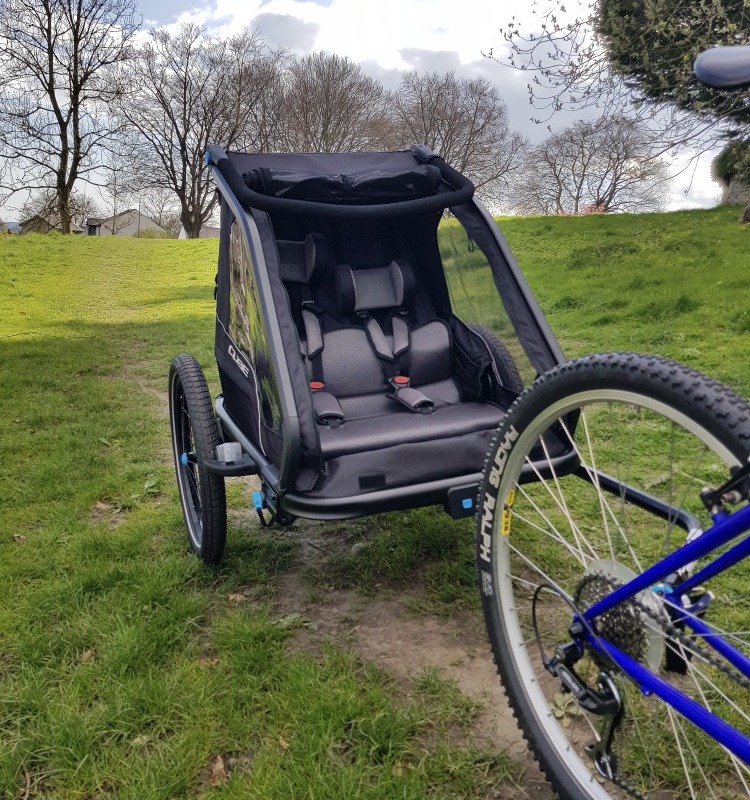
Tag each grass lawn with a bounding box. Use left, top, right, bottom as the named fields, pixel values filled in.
left=0, top=208, right=748, bottom=798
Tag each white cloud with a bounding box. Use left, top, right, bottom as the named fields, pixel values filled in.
left=171, top=0, right=515, bottom=68
left=666, top=149, right=723, bottom=210
left=119, top=0, right=734, bottom=213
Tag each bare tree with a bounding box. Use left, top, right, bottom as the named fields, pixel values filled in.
left=112, top=25, right=285, bottom=238
left=0, top=0, right=140, bottom=233
left=138, top=187, right=182, bottom=238
left=21, top=188, right=101, bottom=228
left=277, top=52, right=392, bottom=152
left=389, top=71, right=526, bottom=208
left=510, top=116, right=670, bottom=215
left=98, top=155, right=135, bottom=233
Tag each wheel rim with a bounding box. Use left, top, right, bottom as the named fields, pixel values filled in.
left=490, top=388, right=749, bottom=800
left=170, top=372, right=203, bottom=552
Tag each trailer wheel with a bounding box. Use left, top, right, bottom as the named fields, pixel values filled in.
left=468, top=324, right=524, bottom=394
left=169, top=354, right=227, bottom=565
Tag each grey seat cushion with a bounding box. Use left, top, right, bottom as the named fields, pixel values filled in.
left=302, top=317, right=503, bottom=459
left=307, top=320, right=456, bottom=399
left=316, top=399, right=503, bottom=459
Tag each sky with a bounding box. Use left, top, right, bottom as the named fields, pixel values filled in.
left=135, top=0, right=721, bottom=211
left=1, top=0, right=723, bottom=220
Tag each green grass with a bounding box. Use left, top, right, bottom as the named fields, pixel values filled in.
left=1, top=209, right=748, bottom=798
left=0, top=233, right=513, bottom=799
left=437, top=206, right=750, bottom=394
left=501, top=206, right=750, bottom=395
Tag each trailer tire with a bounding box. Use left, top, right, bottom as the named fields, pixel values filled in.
left=169, top=354, right=227, bottom=565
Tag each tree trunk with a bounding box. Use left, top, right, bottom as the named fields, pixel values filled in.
left=180, top=208, right=202, bottom=239
left=57, top=181, right=72, bottom=234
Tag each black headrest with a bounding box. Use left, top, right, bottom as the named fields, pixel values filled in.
left=335, top=260, right=416, bottom=315
left=276, top=233, right=334, bottom=285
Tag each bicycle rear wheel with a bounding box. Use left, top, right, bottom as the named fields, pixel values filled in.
left=478, top=352, right=750, bottom=800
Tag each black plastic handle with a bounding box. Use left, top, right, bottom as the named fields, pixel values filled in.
left=206, top=145, right=475, bottom=218
left=694, top=44, right=750, bottom=88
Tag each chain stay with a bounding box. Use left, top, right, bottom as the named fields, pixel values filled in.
left=541, top=571, right=749, bottom=800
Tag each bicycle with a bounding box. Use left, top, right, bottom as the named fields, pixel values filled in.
left=476, top=45, right=750, bottom=800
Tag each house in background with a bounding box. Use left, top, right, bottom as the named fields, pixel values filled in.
left=87, top=209, right=166, bottom=237
left=20, top=216, right=84, bottom=234
left=178, top=225, right=220, bottom=240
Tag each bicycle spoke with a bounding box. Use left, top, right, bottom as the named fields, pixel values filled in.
left=558, top=414, right=644, bottom=571
left=479, top=354, right=750, bottom=800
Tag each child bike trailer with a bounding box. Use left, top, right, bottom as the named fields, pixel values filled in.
left=168, top=144, right=565, bottom=563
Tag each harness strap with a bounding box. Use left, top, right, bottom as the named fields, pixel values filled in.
left=361, top=313, right=434, bottom=414
left=301, top=301, right=327, bottom=386
left=391, top=311, right=411, bottom=377
left=310, top=387, right=344, bottom=428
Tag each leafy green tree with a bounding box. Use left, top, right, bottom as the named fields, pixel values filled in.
left=714, top=140, right=750, bottom=186
left=494, top=0, right=749, bottom=146
left=597, top=0, right=749, bottom=128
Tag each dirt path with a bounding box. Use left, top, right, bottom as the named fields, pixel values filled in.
left=262, top=522, right=556, bottom=800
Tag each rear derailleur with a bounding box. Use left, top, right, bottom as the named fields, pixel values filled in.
left=543, top=638, right=624, bottom=781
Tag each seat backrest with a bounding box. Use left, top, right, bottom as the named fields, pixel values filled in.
left=278, top=233, right=460, bottom=411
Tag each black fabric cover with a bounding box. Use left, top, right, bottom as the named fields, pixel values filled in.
left=214, top=148, right=564, bottom=501
left=301, top=425, right=499, bottom=497
left=316, top=401, right=502, bottom=460
left=215, top=199, right=285, bottom=465
left=243, top=165, right=442, bottom=204
left=250, top=209, right=323, bottom=475
left=303, top=233, right=334, bottom=280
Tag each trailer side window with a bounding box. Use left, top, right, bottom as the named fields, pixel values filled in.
left=438, top=216, right=535, bottom=386
left=227, top=220, right=283, bottom=434
left=229, top=221, right=258, bottom=360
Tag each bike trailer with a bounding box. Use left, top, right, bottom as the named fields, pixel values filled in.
left=169, top=144, right=565, bottom=562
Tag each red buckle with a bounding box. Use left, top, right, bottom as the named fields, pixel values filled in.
left=309, top=381, right=325, bottom=391
left=391, top=375, right=409, bottom=387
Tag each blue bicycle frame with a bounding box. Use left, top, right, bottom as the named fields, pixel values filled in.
left=577, top=502, right=750, bottom=764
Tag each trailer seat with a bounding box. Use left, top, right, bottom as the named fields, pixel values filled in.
left=280, top=234, right=505, bottom=462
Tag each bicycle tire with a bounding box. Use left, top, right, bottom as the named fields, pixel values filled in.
left=169, top=354, right=227, bottom=565
left=477, top=352, right=750, bottom=800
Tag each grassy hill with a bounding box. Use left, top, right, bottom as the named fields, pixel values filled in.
left=502, top=206, right=750, bottom=396
left=0, top=208, right=748, bottom=799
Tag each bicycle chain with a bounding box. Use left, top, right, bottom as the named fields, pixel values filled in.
left=575, top=573, right=749, bottom=800
left=608, top=773, right=650, bottom=800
